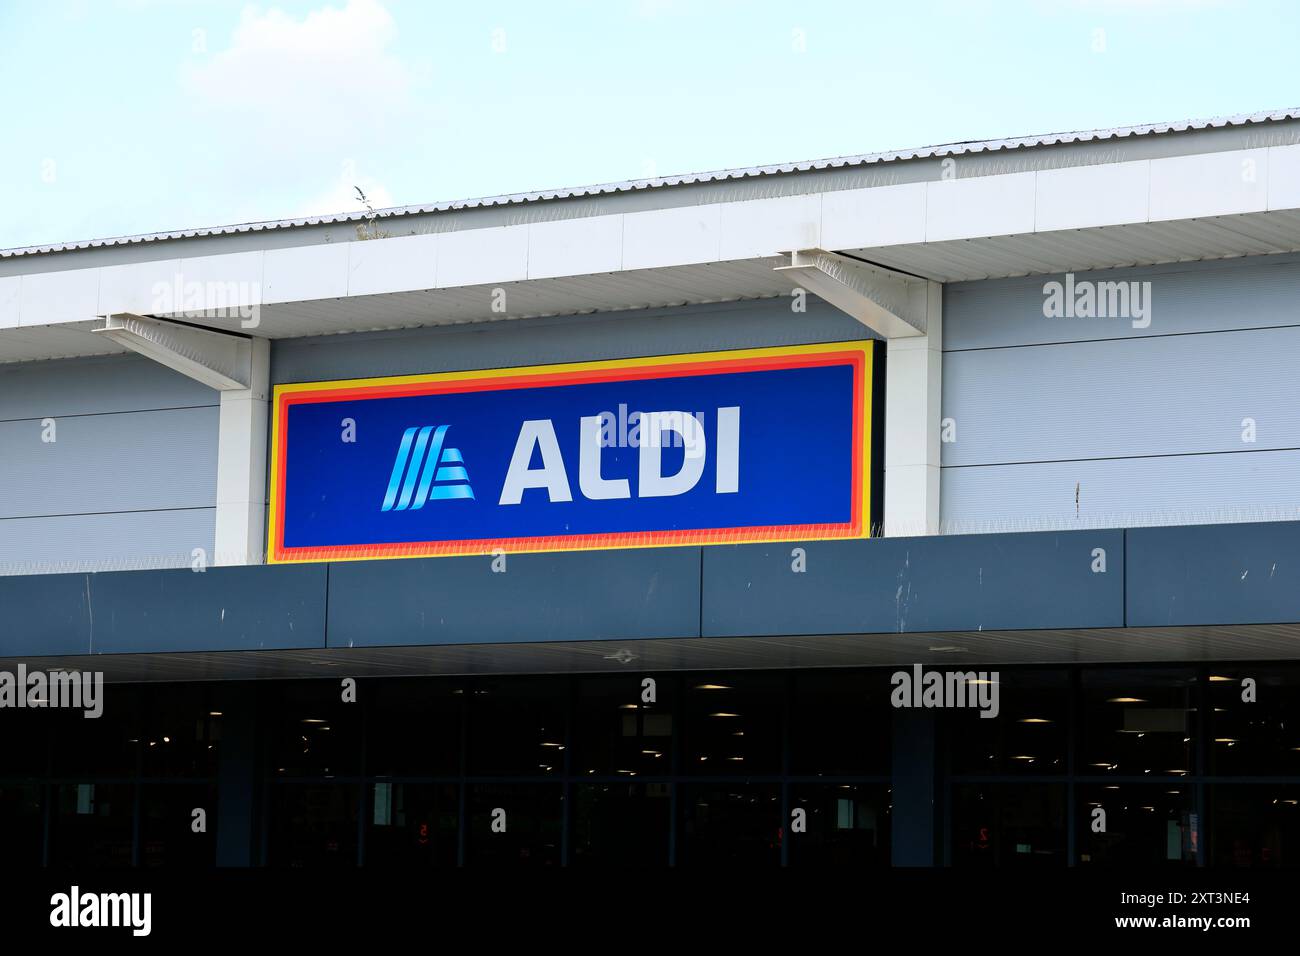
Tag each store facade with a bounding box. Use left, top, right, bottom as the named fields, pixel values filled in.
left=4, top=110, right=1300, bottom=867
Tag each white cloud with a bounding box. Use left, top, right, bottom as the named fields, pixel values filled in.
left=184, top=0, right=415, bottom=138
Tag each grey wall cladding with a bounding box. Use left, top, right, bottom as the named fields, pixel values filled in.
left=0, top=353, right=219, bottom=574
left=941, top=253, right=1300, bottom=533
left=271, top=298, right=872, bottom=383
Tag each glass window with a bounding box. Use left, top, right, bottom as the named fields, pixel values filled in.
left=571, top=782, right=670, bottom=866
left=788, top=783, right=890, bottom=866
left=678, top=784, right=781, bottom=866
left=268, top=783, right=359, bottom=866
left=1208, top=666, right=1300, bottom=775
left=0, top=784, right=44, bottom=865
left=1076, top=784, right=1195, bottom=866
left=467, top=679, right=566, bottom=777
left=141, top=686, right=220, bottom=778
left=951, top=784, right=1066, bottom=867
left=572, top=677, right=673, bottom=777
left=50, top=783, right=134, bottom=867
left=1080, top=668, right=1196, bottom=779
left=0, top=709, right=52, bottom=777
left=365, top=679, right=462, bottom=777
left=270, top=682, right=361, bottom=778
left=50, top=684, right=141, bottom=777
left=366, top=782, right=458, bottom=866
left=790, top=672, right=890, bottom=775
left=465, top=783, right=562, bottom=866
left=1210, top=785, right=1300, bottom=866
left=947, top=669, right=1068, bottom=775
left=681, top=675, right=782, bottom=776
left=140, top=783, right=217, bottom=867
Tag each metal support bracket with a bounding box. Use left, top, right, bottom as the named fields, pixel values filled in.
left=774, top=249, right=929, bottom=338
left=92, top=313, right=252, bottom=391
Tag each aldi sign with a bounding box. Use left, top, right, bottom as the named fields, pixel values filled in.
left=267, top=341, right=876, bottom=562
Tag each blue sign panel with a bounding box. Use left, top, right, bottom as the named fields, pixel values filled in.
left=268, top=342, right=873, bottom=561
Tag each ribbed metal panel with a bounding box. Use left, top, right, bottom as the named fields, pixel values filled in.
left=0, top=509, right=215, bottom=577
left=943, top=326, right=1300, bottom=466
left=0, top=352, right=215, bottom=420
left=941, top=450, right=1300, bottom=535
left=0, top=406, right=218, bottom=519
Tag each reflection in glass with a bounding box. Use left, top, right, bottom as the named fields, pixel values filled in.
left=50, top=783, right=135, bottom=867
left=141, top=783, right=217, bottom=867
left=789, top=784, right=890, bottom=866
left=366, top=782, right=458, bottom=866
left=1076, top=784, right=1195, bottom=866
left=790, top=672, right=890, bottom=775
left=1211, top=785, right=1300, bottom=866
left=1080, top=669, right=1196, bottom=778
left=466, top=783, right=562, bottom=866
left=678, top=785, right=781, bottom=866
left=573, top=677, right=673, bottom=777
left=268, top=783, right=358, bottom=867
left=947, top=670, right=1068, bottom=775
left=951, top=784, right=1066, bottom=867
left=571, top=782, right=670, bottom=866
left=682, top=675, right=782, bottom=776
left=1208, top=667, right=1300, bottom=776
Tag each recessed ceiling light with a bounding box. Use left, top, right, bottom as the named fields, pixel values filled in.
left=1107, top=697, right=1147, bottom=703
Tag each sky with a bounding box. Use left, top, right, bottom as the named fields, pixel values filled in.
left=0, top=0, right=1297, bottom=250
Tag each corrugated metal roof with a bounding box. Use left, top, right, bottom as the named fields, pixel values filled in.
left=5, top=107, right=1299, bottom=259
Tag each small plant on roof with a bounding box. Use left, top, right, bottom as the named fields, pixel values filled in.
left=354, top=186, right=391, bottom=240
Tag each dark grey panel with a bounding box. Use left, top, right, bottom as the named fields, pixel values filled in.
left=941, top=451, right=1300, bottom=535
left=328, top=548, right=701, bottom=647
left=272, top=299, right=869, bottom=383
left=702, top=532, right=1123, bottom=637
left=0, top=571, right=92, bottom=657
left=0, top=353, right=217, bottom=421
left=0, top=406, right=218, bottom=519
left=88, top=565, right=327, bottom=654
left=1128, top=521, right=1300, bottom=626
left=942, top=326, right=1300, bottom=466
left=0, top=508, right=215, bottom=576
left=945, top=253, right=1300, bottom=350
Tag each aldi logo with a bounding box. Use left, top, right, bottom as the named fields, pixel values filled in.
left=268, top=342, right=877, bottom=562
left=381, top=425, right=475, bottom=511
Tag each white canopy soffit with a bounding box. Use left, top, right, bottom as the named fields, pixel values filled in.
left=4, top=111, right=1300, bottom=363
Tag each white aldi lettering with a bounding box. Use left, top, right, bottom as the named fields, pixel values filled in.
left=499, top=408, right=739, bottom=505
